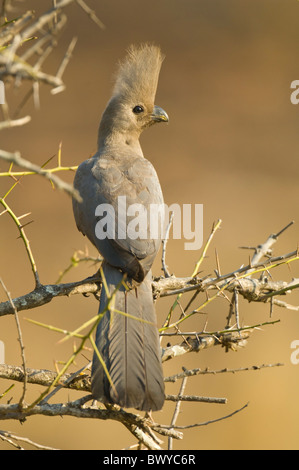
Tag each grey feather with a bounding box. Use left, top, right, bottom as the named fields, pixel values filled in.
left=92, top=263, right=164, bottom=411
left=73, top=44, right=168, bottom=410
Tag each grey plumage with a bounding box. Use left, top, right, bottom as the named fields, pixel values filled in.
left=73, top=44, right=168, bottom=411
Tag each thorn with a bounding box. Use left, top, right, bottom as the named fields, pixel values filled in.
left=17, top=220, right=34, bottom=232
left=215, top=248, right=221, bottom=277
left=275, top=221, right=294, bottom=239
left=18, top=212, right=32, bottom=220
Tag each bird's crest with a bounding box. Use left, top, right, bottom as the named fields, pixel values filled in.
left=113, top=44, right=164, bottom=106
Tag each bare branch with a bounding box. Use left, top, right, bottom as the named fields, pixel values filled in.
left=165, top=393, right=227, bottom=404
left=75, top=0, right=105, bottom=30
left=0, top=115, right=31, bottom=130
left=0, top=430, right=58, bottom=450
left=0, top=279, right=27, bottom=407
left=0, top=276, right=100, bottom=316
left=160, top=402, right=249, bottom=430
left=164, top=363, right=284, bottom=383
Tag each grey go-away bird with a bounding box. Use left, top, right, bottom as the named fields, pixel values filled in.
left=72, top=44, right=168, bottom=411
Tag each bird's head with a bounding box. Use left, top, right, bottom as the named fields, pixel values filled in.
left=98, top=44, right=168, bottom=148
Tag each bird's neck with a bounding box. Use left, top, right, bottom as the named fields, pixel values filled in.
left=97, top=128, right=144, bottom=157
left=97, top=97, right=144, bottom=157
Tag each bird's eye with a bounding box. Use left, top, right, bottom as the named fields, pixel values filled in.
left=133, top=105, right=144, bottom=114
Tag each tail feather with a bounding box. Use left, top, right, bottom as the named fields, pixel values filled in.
left=91, top=262, right=164, bottom=411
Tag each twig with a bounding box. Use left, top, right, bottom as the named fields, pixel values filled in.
left=0, top=115, right=31, bottom=130
left=0, top=195, right=40, bottom=287
left=161, top=328, right=251, bottom=362
left=0, top=279, right=27, bottom=409
left=164, top=363, right=284, bottom=383
left=166, top=394, right=226, bottom=404
left=0, top=275, right=101, bottom=316
left=51, top=36, right=77, bottom=94
left=39, top=362, right=91, bottom=404
left=245, top=221, right=295, bottom=273
left=168, top=376, right=187, bottom=450
left=0, top=430, right=58, bottom=450
left=0, top=363, right=91, bottom=392
left=160, top=402, right=249, bottom=430
left=0, top=150, right=81, bottom=201
left=0, top=399, right=180, bottom=448
left=75, top=0, right=105, bottom=29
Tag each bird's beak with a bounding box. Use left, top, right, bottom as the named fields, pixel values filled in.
left=151, top=105, right=169, bottom=123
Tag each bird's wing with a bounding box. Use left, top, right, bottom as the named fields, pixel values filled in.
left=73, top=153, right=164, bottom=280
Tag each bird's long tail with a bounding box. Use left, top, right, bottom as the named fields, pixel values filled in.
left=91, top=262, right=164, bottom=411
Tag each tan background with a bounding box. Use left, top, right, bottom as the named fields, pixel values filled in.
left=1, top=0, right=299, bottom=450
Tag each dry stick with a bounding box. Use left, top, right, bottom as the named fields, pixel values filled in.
left=75, top=0, right=105, bottom=29
left=234, top=287, right=241, bottom=332
left=1, top=361, right=279, bottom=392
left=0, top=2, right=79, bottom=99
left=168, top=376, right=187, bottom=450
left=161, top=402, right=249, bottom=430
left=0, top=363, right=227, bottom=407
left=0, top=430, right=58, bottom=450
left=18, top=0, right=75, bottom=41
left=165, top=394, right=227, bottom=404
left=51, top=36, right=78, bottom=94
left=226, top=289, right=235, bottom=328
left=0, top=11, right=35, bottom=47
left=164, top=363, right=284, bottom=383
left=0, top=364, right=91, bottom=392
left=123, top=423, right=161, bottom=451
left=0, top=115, right=31, bottom=130
left=57, top=37, right=78, bottom=79
left=1, top=250, right=299, bottom=318
left=162, top=320, right=280, bottom=361
left=160, top=318, right=280, bottom=338
left=0, top=279, right=27, bottom=409
left=0, top=401, right=180, bottom=447
left=245, top=221, right=295, bottom=273
left=20, top=15, right=67, bottom=62
left=215, top=247, right=221, bottom=277
left=0, top=276, right=101, bottom=316
left=39, top=362, right=92, bottom=405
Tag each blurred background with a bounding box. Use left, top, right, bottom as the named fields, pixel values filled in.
left=1, top=0, right=299, bottom=450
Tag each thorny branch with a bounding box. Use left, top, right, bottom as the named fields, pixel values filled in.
left=0, top=218, right=297, bottom=448
left=0, top=0, right=104, bottom=201
left=0, top=149, right=81, bottom=201
left=1, top=228, right=298, bottom=317
left=1, top=1, right=299, bottom=451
